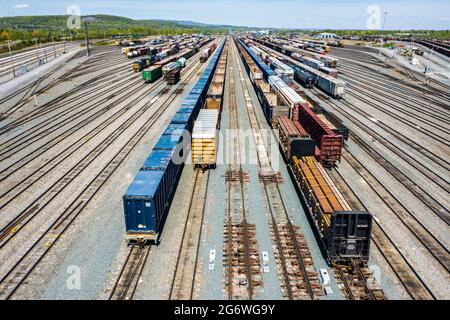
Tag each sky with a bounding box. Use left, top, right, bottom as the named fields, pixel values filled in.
left=2, top=0, right=450, bottom=30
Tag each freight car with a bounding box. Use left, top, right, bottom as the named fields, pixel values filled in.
left=133, top=56, right=155, bottom=72
left=277, top=115, right=315, bottom=159
left=252, top=38, right=346, bottom=98
left=162, top=62, right=179, bottom=75
left=142, top=66, right=162, bottom=83
left=163, top=58, right=187, bottom=85
left=268, top=75, right=308, bottom=123
left=200, top=44, right=216, bottom=63
left=319, top=66, right=338, bottom=78
left=316, top=75, right=345, bottom=98
left=284, top=56, right=345, bottom=98
left=165, top=69, right=181, bottom=85
left=123, top=39, right=226, bottom=244
left=192, top=109, right=219, bottom=169
left=312, top=106, right=349, bottom=140
left=285, top=45, right=338, bottom=68
left=237, top=38, right=343, bottom=166
left=237, top=37, right=370, bottom=262
left=295, top=55, right=325, bottom=69
left=293, top=67, right=315, bottom=88
left=274, top=114, right=371, bottom=264
left=268, top=56, right=294, bottom=79
left=291, top=156, right=372, bottom=264
left=205, top=45, right=228, bottom=110
left=295, top=104, right=343, bottom=166
left=239, top=39, right=276, bottom=80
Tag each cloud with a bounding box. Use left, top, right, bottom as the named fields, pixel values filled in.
left=434, top=17, right=449, bottom=21
left=15, top=4, right=29, bottom=9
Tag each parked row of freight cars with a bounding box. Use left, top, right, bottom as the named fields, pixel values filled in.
left=270, top=36, right=338, bottom=66
left=236, top=37, right=344, bottom=167
left=191, top=41, right=228, bottom=169
left=134, top=38, right=212, bottom=73
left=235, top=38, right=372, bottom=265
left=123, top=39, right=226, bottom=244
left=140, top=42, right=211, bottom=84
left=248, top=38, right=346, bottom=98
left=200, top=43, right=217, bottom=63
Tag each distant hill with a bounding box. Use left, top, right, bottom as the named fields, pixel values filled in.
left=0, top=14, right=253, bottom=33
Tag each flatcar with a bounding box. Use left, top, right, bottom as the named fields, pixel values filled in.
left=291, top=156, right=372, bottom=264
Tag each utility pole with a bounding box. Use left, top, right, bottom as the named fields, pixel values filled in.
left=52, top=35, right=56, bottom=58
left=61, top=36, right=66, bottom=53
left=425, top=45, right=434, bottom=84
left=33, top=38, right=39, bottom=60
left=42, top=43, right=48, bottom=63
left=84, top=21, right=90, bottom=56
left=82, top=16, right=98, bottom=57
left=7, top=40, right=16, bottom=77
left=382, top=11, right=388, bottom=36
left=379, top=11, right=388, bottom=58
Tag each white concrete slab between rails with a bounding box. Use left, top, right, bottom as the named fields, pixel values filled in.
left=0, top=47, right=84, bottom=100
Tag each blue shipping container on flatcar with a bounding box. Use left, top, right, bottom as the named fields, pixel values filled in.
left=163, top=123, right=186, bottom=136
left=123, top=39, right=226, bottom=245
left=155, top=133, right=183, bottom=150
left=123, top=170, right=165, bottom=243
left=141, top=149, right=182, bottom=207
left=171, top=112, right=191, bottom=124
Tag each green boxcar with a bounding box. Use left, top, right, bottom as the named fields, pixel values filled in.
left=142, top=66, right=162, bottom=83
left=181, top=48, right=196, bottom=60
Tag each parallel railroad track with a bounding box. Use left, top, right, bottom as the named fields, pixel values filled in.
left=234, top=41, right=322, bottom=300
left=312, top=94, right=450, bottom=274
left=0, top=50, right=87, bottom=118
left=169, top=170, right=210, bottom=300
left=109, top=245, right=152, bottom=300
left=0, top=55, right=204, bottom=213
left=341, top=149, right=450, bottom=273
left=330, top=167, right=436, bottom=300
left=321, top=84, right=449, bottom=146
left=338, top=61, right=450, bottom=106
left=315, top=92, right=450, bottom=225
left=0, top=71, right=139, bottom=161
left=223, top=46, right=261, bottom=300
left=0, top=58, right=133, bottom=135
left=0, top=56, right=207, bottom=299
left=339, top=67, right=450, bottom=127
left=332, top=47, right=450, bottom=98
left=334, top=261, right=385, bottom=300
left=0, top=43, right=81, bottom=82
left=0, top=56, right=203, bottom=247
left=0, top=76, right=156, bottom=214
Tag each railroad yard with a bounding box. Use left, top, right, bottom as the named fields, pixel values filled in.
left=0, top=32, right=449, bottom=302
